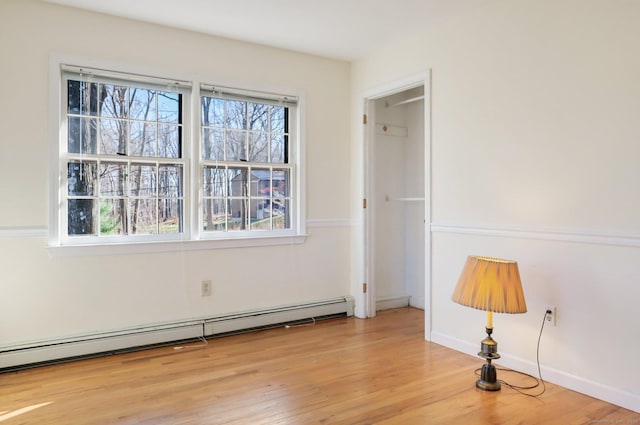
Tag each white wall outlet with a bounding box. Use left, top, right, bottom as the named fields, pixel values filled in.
left=201, top=280, right=212, bottom=297
left=544, top=304, right=556, bottom=326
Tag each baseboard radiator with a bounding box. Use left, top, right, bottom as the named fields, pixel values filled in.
left=0, top=296, right=355, bottom=372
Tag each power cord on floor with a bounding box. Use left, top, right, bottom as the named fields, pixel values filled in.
left=285, top=317, right=317, bottom=328
left=173, top=321, right=209, bottom=350
left=475, top=309, right=550, bottom=398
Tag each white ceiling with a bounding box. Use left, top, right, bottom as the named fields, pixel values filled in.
left=43, top=0, right=471, bottom=61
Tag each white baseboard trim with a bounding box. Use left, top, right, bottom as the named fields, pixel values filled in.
left=431, top=331, right=640, bottom=414
left=376, top=296, right=410, bottom=311
left=409, top=296, right=425, bottom=309
left=1, top=296, right=355, bottom=371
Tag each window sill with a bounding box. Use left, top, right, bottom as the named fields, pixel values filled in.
left=47, top=234, right=307, bottom=257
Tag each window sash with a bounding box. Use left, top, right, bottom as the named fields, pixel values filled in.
left=198, top=87, right=297, bottom=238
left=62, top=64, right=192, bottom=90
left=60, top=68, right=189, bottom=244
left=200, top=83, right=297, bottom=107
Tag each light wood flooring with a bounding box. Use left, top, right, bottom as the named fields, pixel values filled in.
left=1, top=308, right=637, bottom=424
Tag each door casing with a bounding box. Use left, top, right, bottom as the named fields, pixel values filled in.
left=361, top=70, right=432, bottom=340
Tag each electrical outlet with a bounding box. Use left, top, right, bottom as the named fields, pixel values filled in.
left=544, top=304, right=556, bottom=326
left=201, top=280, right=212, bottom=297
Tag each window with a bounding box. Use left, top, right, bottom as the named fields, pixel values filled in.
left=60, top=67, right=189, bottom=244
left=200, top=86, right=296, bottom=236
left=53, top=62, right=303, bottom=251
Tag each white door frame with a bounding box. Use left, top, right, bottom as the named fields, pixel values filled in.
left=361, top=70, right=432, bottom=340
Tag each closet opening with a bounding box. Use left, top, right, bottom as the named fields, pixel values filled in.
left=362, top=72, right=431, bottom=341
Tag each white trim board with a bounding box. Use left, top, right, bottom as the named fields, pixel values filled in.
left=430, top=331, right=640, bottom=414
left=0, top=226, right=48, bottom=239
left=431, top=222, right=640, bottom=248
left=307, top=218, right=352, bottom=228
left=376, top=296, right=410, bottom=311
left=0, top=219, right=353, bottom=240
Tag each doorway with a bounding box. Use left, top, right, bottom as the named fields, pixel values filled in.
left=363, top=72, right=430, bottom=337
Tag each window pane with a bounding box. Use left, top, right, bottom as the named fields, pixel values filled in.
left=248, top=102, right=269, bottom=131
left=270, top=134, right=285, bottom=164
left=68, top=199, right=96, bottom=235
left=68, top=161, right=96, bottom=196
left=130, top=198, right=157, bottom=234
left=226, top=100, right=246, bottom=129
left=99, top=198, right=126, bottom=235
left=130, top=164, right=157, bottom=197
left=226, top=129, right=246, bottom=161
left=201, top=97, right=224, bottom=127
left=159, top=165, right=183, bottom=197
left=68, top=117, right=97, bottom=154
left=252, top=169, right=271, bottom=198
left=272, top=169, right=290, bottom=197
left=130, top=122, right=157, bottom=157
left=99, top=163, right=126, bottom=196
left=202, top=128, right=224, bottom=160
left=272, top=198, right=290, bottom=229
left=130, top=88, right=157, bottom=121
left=228, top=167, right=248, bottom=197
left=203, top=166, right=226, bottom=197
left=157, top=92, right=180, bottom=123
left=271, top=106, right=286, bottom=133
left=100, top=84, right=129, bottom=119
left=252, top=200, right=271, bottom=230
left=203, top=199, right=227, bottom=232
left=100, top=119, right=128, bottom=156
left=248, top=131, right=269, bottom=162
left=228, top=198, right=248, bottom=231
left=228, top=167, right=249, bottom=231
left=68, top=80, right=98, bottom=116
left=158, top=124, right=180, bottom=158
left=159, top=198, right=181, bottom=233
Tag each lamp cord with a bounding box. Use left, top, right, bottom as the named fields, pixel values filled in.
left=475, top=309, right=550, bottom=397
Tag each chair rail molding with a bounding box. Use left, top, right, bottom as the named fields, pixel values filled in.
left=0, top=226, right=48, bottom=239
left=430, top=222, right=640, bottom=248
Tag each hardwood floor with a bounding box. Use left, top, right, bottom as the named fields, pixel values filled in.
left=1, top=308, right=637, bottom=424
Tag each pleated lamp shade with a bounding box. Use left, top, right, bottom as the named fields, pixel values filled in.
left=452, top=256, right=527, bottom=314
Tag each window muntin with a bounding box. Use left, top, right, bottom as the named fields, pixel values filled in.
left=63, top=71, right=186, bottom=241
left=200, top=90, right=296, bottom=235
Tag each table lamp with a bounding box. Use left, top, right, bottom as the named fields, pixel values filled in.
left=451, top=255, right=527, bottom=391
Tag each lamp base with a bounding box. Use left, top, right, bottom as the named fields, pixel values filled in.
left=476, top=362, right=501, bottom=391
left=476, top=327, right=501, bottom=391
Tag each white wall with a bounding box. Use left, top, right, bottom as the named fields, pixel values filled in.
left=351, top=0, right=640, bottom=412
left=0, top=1, right=351, bottom=345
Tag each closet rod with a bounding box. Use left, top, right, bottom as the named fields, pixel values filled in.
left=388, top=95, right=424, bottom=108
left=386, top=196, right=425, bottom=202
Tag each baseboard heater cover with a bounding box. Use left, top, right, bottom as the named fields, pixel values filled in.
left=0, top=296, right=355, bottom=372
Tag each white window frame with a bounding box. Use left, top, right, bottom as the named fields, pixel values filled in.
left=58, top=65, right=192, bottom=246
left=198, top=84, right=299, bottom=240
left=48, top=56, right=306, bottom=256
